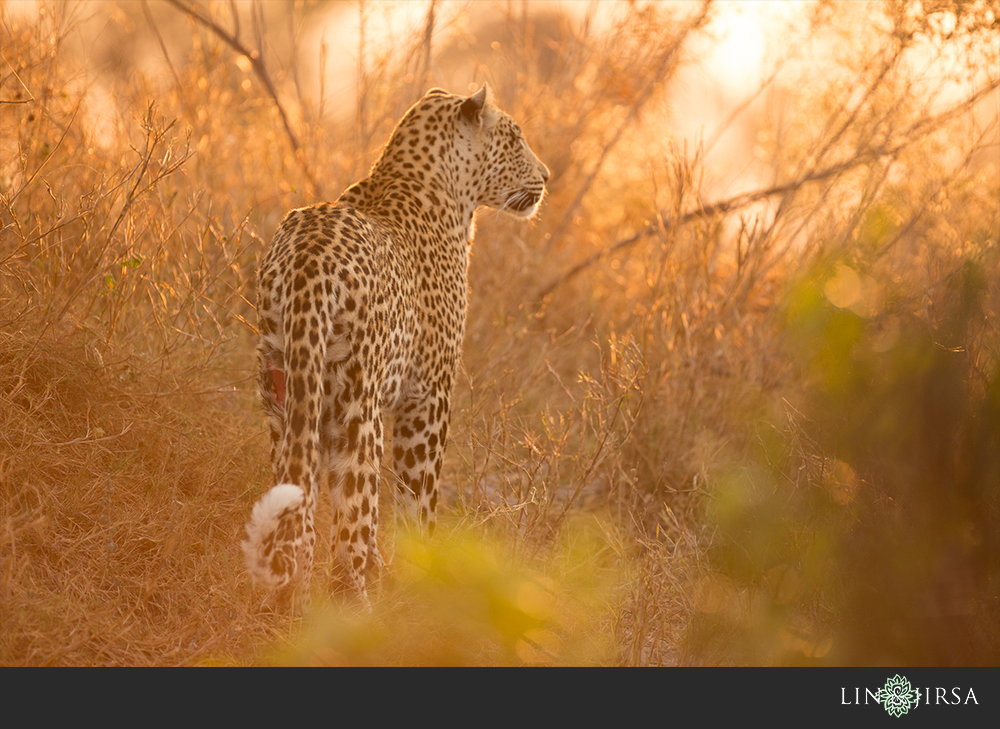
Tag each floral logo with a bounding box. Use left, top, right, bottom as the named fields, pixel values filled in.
left=880, top=674, right=919, bottom=717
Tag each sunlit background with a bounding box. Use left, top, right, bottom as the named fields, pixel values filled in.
left=1, top=0, right=997, bottom=666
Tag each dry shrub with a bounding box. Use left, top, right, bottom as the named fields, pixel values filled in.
left=1, top=3, right=269, bottom=665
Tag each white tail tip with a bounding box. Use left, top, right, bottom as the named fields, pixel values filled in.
left=242, top=483, right=305, bottom=589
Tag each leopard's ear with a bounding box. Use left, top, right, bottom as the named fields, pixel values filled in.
left=460, top=85, right=497, bottom=130
left=425, top=88, right=450, bottom=97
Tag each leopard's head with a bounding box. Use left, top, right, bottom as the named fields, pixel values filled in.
left=456, top=86, right=550, bottom=218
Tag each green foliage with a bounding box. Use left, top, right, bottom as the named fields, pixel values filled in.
left=268, top=519, right=617, bottom=666
left=797, top=259, right=999, bottom=665
left=697, top=252, right=999, bottom=665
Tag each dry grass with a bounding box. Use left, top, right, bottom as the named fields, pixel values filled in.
left=1, top=0, right=997, bottom=665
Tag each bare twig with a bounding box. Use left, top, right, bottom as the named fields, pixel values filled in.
left=0, top=50, right=35, bottom=104
left=536, top=77, right=1000, bottom=301
left=6, top=103, right=81, bottom=207
left=50, top=423, right=134, bottom=447
left=163, top=0, right=321, bottom=197
left=543, top=1, right=713, bottom=254
left=421, top=0, right=436, bottom=90
left=141, top=0, right=195, bottom=120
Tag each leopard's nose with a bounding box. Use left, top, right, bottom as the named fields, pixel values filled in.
left=540, top=162, right=551, bottom=183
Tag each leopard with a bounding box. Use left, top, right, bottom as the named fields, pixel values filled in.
left=241, top=86, right=549, bottom=607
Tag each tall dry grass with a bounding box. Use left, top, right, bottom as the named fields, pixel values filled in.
left=1, top=0, right=997, bottom=665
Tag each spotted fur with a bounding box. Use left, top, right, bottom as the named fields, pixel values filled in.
left=242, top=86, right=549, bottom=605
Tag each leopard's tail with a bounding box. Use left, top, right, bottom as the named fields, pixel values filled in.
left=242, top=483, right=306, bottom=590
left=244, top=254, right=326, bottom=595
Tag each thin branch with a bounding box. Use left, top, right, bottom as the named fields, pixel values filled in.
left=701, top=60, right=786, bottom=160
left=543, top=0, right=712, bottom=254
left=421, top=0, right=436, bottom=90
left=163, top=0, right=321, bottom=197
left=49, top=423, right=133, bottom=448
left=877, top=117, right=1000, bottom=259
left=536, top=77, right=1000, bottom=301
left=6, top=102, right=81, bottom=207
left=141, top=0, right=194, bottom=120
left=0, top=50, right=36, bottom=104
left=536, top=163, right=853, bottom=301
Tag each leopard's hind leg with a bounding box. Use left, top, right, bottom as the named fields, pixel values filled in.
left=322, top=362, right=384, bottom=605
